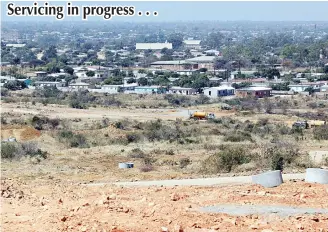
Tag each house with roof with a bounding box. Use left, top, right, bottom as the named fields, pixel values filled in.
left=150, top=60, right=189, bottom=71
left=169, top=86, right=197, bottom=95
left=183, top=40, right=202, bottom=50
left=34, top=81, right=65, bottom=89
left=288, top=83, right=323, bottom=93
left=235, top=87, right=272, bottom=98
left=204, top=50, right=221, bottom=56
left=69, top=82, right=90, bottom=91
left=203, top=86, right=235, bottom=98
left=134, top=86, right=167, bottom=94
left=185, top=56, right=216, bottom=70
left=135, top=42, right=172, bottom=50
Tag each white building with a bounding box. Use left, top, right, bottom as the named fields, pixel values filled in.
left=34, top=81, right=65, bottom=89
left=288, top=83, right=323, bottom=93
left=169, top=87, right=197, bottom=95
left=136, top=42, right=172, bottom=50
left=183, top=40, right=201, bottom=50
left=203, top=86, right=235, bottom=98
left=69, top=82, right=90, bottom=91
left=6, top=44, right=26, bottom=48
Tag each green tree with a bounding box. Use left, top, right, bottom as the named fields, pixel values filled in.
left=86, top=71, right=95, bottom=77
left=138, top=77, right=148, bottom=86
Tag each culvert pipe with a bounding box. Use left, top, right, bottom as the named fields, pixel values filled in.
left=305, top=168, right=328, bottom=184
left=119, top=163, right=129, bottom=169
left=252, top=170, right=283, bottom=188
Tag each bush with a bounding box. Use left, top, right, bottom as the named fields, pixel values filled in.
left=313, top=125, right=328, bottom=140
left=1, top=142, right=17, bottom=159
left=202, top=146, right=250, bottom=173
left=126, top=132, right=141, bottom=143
left=1, top=142, right=47, bottom=160
left=164, top=94, right=192, bottom=106
left=179, top=158, right=191, bottom=168
left=58, top=130, right=88, bottom=148
left=261, top=141, right=300, bottom=171
left=139, top=165, right=153, bottom=172
left=223, top=131, right=253, bottom=142
left=129, top=148, right=146, bottom=158
left=31, top=116, right=60, bottom=130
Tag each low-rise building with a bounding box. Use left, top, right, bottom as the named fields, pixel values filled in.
left=34, top=81, right=65, bottom=89
left=136, top=42, right=172, bottom=50
left=35, top=71, right=47, bottom=78
left=203, top=86, right=235, bottom=98
left=288, top=83, right=323, bottom=93
left=169, top=87, right=197, bottom=95
left=69, top=82, right=90, bottom=91
left=183, top=40, right=201, bottom=50
left=134, top=86, right=167, bottom=94
left=235, top=86, right=272, bottom=98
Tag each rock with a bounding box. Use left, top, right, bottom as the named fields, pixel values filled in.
left=261, top=230, right=273, bottom=232
left=81, top=226, right=87, bottom=232
left=171, top=193, right=180, bottom=201
left=161, top=226, right=169, bottom=232
left=149, top=202, right=155, bottom=207
left=249, top=224, right=259, bottom=229
left=210, top=225, right=220, bottom=230
left=61, top=216, right=67, bottom=222
left=58, top=198, right=63, bottom=204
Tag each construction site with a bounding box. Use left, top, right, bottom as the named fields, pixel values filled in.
left=1, top=92, right=328, bottom=232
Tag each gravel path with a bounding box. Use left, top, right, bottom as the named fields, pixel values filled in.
left=86, top=173, right=305, bottom=187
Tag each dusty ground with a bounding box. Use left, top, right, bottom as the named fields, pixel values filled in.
left=1, top=178, right=328, bottom=232
left=2, top=98, right=328, bottom=231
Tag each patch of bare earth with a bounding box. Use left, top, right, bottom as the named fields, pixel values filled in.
left=1, top=179, right=328, bottom=232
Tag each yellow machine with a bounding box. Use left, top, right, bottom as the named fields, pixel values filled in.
left=189, top=111, right=215, bottom=120
left=307, top=120, right=326, bottom=128
left=292, top=120, right=326, bottom=129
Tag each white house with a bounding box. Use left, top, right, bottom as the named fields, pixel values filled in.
left=288, top=83, right=323, bottom=93
left=136, top=42, right=172, bottom=50
left=183, top=40, right=201, bottom=50
left=69, top=82, right=90, bottom=91
left=34, top=81, right=65, bottom=89
left=169, top=87, right=197, bottom=95
left=203, top=86, right=235, bottom=98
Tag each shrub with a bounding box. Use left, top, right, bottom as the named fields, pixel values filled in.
left=202, top=146, right=250, bottom=173
left=179, top=158, right=191, bottom=168
left=31, top=116, right=60, bottom=130
left=58, top=130, right=88, bottom=148
left=126, top=132, right=141, bottom=143
left=313, top=125, right=328, bottom=140
left=165, top=149, right=175, bottom=156
left=139, top=165, right=153, bottom=172
left=129, top=148, right=146, bottom=158
left=1, top=142, right=17, bottom=159
left=1, top=142, right=47, bottom=159
left=223, top=131, right=253, bottom=142
left=260, top=141, right=300, bottom=171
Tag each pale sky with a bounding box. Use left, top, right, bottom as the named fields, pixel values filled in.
left=2, top=1, right=328, bottom=22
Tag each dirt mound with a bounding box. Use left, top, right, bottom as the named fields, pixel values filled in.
left=1, top=126, right=41, bottom=141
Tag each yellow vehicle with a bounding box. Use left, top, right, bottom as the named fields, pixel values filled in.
left=292, top=120, right=326, bottom=129
left=189, top=111, right=215, bottom=120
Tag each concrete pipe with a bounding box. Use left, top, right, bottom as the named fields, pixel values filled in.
left=252, top=170, right=283, bottom=188
left=305, top=168, right=328, bottom=184
left=119, top=163, right=129, bottom=169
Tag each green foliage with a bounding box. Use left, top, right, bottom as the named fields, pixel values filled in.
left=86, top=71, right=95, bottom=77
left=223, top=131, right=253, bottom=142
left=313, top=125, right=328, bottom=140
left=1, top=142, right=47, bottom=160
left=58, top=130, right=88, bottom=148
left=202, top=146, right=250, bottom=173
left=3, top=80, right=27, bottom=91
